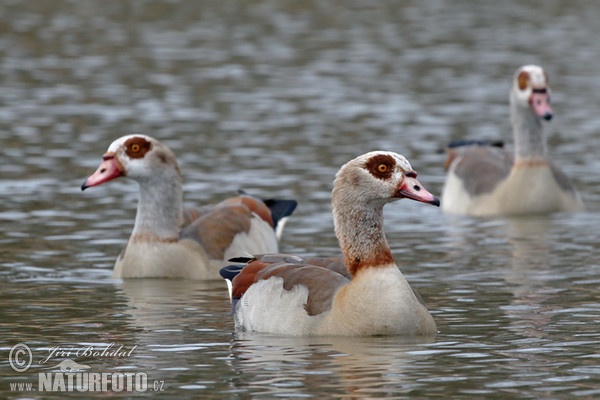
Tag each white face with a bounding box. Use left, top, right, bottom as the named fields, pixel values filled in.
left=516, top=65, right=547, bottom=88
left=82, top=134, right=180, bottom=190
left=512, top=65, right=549, bottom=98
left=511, top=65, right=553, bottom=120
left=105, top=135, right=179, bottom=181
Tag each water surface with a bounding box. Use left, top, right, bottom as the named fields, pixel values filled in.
left=1, top=1, right=600, bottom=398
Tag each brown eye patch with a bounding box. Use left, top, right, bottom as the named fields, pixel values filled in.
left=518, top=71, right=530, bottom=91
left=365, top=154, right=396, bottom=180
left=124, top=137, right=152, bottom=159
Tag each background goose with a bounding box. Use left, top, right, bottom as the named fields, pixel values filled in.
left=441, top=65, right=584, bottom=216
left=82, top=134, right=296, bottom=279
left=221, top=151, right=439, bottom=336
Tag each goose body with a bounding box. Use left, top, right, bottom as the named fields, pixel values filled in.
left=441, top=65, right=584, bottom=216
left=221, top=151, right=439, bottom=336
left=82, top=134, right=296, bottom=279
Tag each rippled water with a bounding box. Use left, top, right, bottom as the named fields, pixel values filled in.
left=2, top=1, right=600, bottom=398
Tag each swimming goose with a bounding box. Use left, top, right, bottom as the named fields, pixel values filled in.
left=81, top=134, right=297, bottom=279
left=220, top=151, right=439, bottom=336
left=441, top=65, right=584, bottom=216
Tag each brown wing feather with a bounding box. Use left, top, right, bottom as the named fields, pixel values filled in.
left=179, top=195, right=275, bottom=259
left=301, top=256, right=349, bottom=279
left=219, top=195, right=274, bottom=227
left=232, top=258, right=349, bottom=316
left=444, top=147, right=460, bottom=171
left=180, top=204, right=253, bottom=259
left=245, top=254, right=349, bottom=277
left=182, top=205, right=213, bottom=228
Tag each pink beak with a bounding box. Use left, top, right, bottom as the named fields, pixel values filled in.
left=397, top=175, right=440, bottom=207
left=530, top=91, right=553, bottom=121
left=81, top=156, right=124, bottom=191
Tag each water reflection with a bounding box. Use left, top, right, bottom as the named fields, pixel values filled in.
left=117, top=279, right=226, bottom=332
left=113, top=279, right=237, bottom=392
left=229, top=333, right=435, bottom=398
left=501, top=217, right=564, bottom=341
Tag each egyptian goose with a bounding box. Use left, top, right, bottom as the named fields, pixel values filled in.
left=81, top=134, right=297, bottom=279
left=220, top=151, right=439, bottom=336
left=441, top=65, right=584, bottom=216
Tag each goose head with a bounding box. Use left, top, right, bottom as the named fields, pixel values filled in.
left=81, top=135, right=181, bottom=190
left=510, top=65, right=553, bottom=121
left=332, top=151, right=440, bottom=209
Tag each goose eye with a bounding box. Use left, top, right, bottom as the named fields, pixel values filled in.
left=124, top=137, right=152, bottom=159
left=365, top=154, right=395, bottom=180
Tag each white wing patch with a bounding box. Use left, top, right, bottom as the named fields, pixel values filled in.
left=441, top=169, right=473, bottom=215
left=235, top=277, right=321, bottom=335
left=223, top=215, right=279, bottom=261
